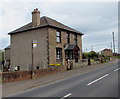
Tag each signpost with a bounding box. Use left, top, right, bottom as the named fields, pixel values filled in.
left=31, top=40, right=37, bottom=79
left=32, top=40, right=37, bottom=48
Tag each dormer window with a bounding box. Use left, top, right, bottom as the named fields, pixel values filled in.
left=56, top=30, right=61, bottom=43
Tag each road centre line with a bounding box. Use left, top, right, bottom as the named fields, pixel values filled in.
left=60, top=93, right=72, bottom=99
left=87, top=74, right=109, bottom=86
left=114, top=67, right=120, bottom=71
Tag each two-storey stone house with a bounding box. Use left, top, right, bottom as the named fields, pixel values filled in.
left=5, top=8, right=83, bottom=71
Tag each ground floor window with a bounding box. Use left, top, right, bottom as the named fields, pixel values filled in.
left=56, top=48, right=62, bottom=60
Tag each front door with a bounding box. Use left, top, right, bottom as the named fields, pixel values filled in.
left=74, top=51, right=79, bottom=62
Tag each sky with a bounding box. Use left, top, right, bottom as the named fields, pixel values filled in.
left=0, top=0, right=119, bottom=53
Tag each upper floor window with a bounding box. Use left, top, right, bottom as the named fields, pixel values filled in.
left=56, top=30, right=61, bottom=43
left=56, top=48, right=62, bottom=60
left=66, top=33, right=70, bottom=43
left=74, top=34, right=77, bottom=44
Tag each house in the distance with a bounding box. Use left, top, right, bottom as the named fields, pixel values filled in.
left=101, top=48, right=113, bottom=57
left=5, top=8, right=83, bottom=71
left=4, top=45, right=10, bottom=71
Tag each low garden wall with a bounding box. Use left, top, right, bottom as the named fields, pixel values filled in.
left=2, top=66, right=65, bottom=83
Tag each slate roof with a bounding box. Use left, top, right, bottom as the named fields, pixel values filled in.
left=8, top=16, right=83, bottom=35
left=65, top=44, right=80, bottom=51
left=102, top=49, right=112, bottom=52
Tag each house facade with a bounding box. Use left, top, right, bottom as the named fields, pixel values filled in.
left=4, top=46, right=10, bottom=71
left=101, top=49, right=113, bottom=57
left=5, top=8, right=83, bottom=71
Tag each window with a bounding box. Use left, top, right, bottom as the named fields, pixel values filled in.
left=66, top=33, right=70, bottom=43
left=56, top=30, right=61, bottom=43
left=56, top=48, right=62, bottom=60
left=74, top=34, right=77, bottom=44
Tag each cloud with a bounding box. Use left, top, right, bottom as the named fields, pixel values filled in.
left=0, top=2, right=118, bottom=53
left=0, top=0, right=119, bottom=2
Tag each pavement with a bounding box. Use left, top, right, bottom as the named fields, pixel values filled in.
left=2, top=59, right=119, bottom=98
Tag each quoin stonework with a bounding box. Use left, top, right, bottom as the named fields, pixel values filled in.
left=4, top=8, right=83, bottom=71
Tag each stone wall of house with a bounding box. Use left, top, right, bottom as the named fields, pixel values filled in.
left=48, top=28, right=66, bottom=66
left=77, top=35, right=83, bottom=60
left=10, top=27, right=48, bottom=71
left=2, top=66, right=65, bottom=82
left=48, top=28, right=83, bottom=66
left=10, top=26, right=83, bottom=71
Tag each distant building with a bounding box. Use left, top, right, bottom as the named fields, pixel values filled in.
left=4, top=45, right=10, bottom=71
left=101, top=49, right=113, bottom=57
left=113, top=53, right=120, bottom=56
left=5, top=8, right=83, bottom=71
left=0, top=50, right=4, bottom=72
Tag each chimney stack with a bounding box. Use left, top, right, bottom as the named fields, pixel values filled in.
left=31, top=8, right=40, bottom=27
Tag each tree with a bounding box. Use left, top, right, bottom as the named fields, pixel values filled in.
left=89, top=51, right=99, bottom=59
left=82, top=52, right=88, bottom=59
left=83, top=51, right=99, bottom=60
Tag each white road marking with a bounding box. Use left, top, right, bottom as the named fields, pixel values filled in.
left=87, top=74, right=109, bottom=86
left=114, top=67, right=120, bottom=71
left=60, top=93, right=72, bottom=99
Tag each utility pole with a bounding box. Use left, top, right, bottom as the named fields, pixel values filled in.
left=112, top=32, right=115, bottom=56
left=111, top=42, right=112, bottom=50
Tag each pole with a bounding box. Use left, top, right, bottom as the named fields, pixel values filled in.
left=31, top=41, right=33, bottom=79
left=112, top=32, right=115, bottom=56
left=111, top=42, right=112, bottom=50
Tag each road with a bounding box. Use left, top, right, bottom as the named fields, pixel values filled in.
left=8, top=61, right=119, bottom=98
